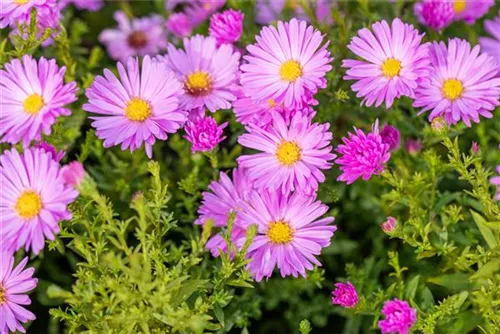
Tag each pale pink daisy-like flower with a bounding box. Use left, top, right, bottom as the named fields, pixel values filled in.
left=0, top=55, right=78, bottom=146
left=34, top=142, right=65, bottom=162
left=60, top=161, right=85, bottom=187
left=414, top=0, right=455, bottom=31
left=205, top=225, right=247, bottom=258
left=452, top=0, right=494, bottom=24
left=239, top=191, right=336, bottom=281
left=413, top=39, right=500, bottom=126
left=99, top=11, right=167, bottom=63
left=209, top=9, right=244, bottom=46
left=342, top=18, right=430, bottom=109
left=0, top=251, right=38, bottom=334
left=184, top=116, right=228, bottom=152
left=378, top=299, right=417, bottom=334
left=84, top=56, right=186, bottom=158
left=381, top=216, right=397, bottom=233
left=0, top=148, right=79, bottom=255
left=331, top=281, right=359, bottom=308
left=166, top=13, right=192, bottom=38
left=479, top=12, right=500, bottom=66
left=162, top=35, right=240, bottom=113
left=238, top=112, right=335, bottom=195
left=240, top=18, right=333, bottom=109
left=491, top=166, right=500, bottom=201
left=335, top=120, right=391, bottom=184
left=0, top=0, right=56, bottom=28
left=8, top=4, right=61, bottom=47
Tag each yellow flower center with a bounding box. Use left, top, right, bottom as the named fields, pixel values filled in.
left=267, top=221, right=294, bottom=244
left=23, top=94, right=44, bottom=114
left=185, top=71, right=212, bottom=96
left=280, top=60, right=303, bottom=82
left=276, top=141, right=301, bottom=166
left=0, top=284, right=5, bottom=305
left=14, top=0, right=29, bottom=4
left=15, top=190, right=43, bottom=219
left=442, top=79, right=463, bottom=101
left=125, top=98, right=152, bottom=122
left=268, top=99, right=277, bottom=108
left=381, top=58, right=401, bottom=78
left=453, top=0, right=466, bottom=14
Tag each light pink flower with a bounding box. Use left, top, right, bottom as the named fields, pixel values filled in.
left=166, top=12, right=192, bottom=38
left=491, top=166, right=500, bottom=201
left=381, top=216, right=397, bottom=233
left=453, top=0, right=494, bottom=24
left=479, top=11, right=500, bottom=67
left=61, top=161, right=85, bottom=187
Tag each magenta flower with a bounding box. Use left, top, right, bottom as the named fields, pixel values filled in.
left=209, top=9, right=244, bottom=46
left=184, top=116, right=228, bottom=152
left=84, top=56, right=186, bottom=158
left=405, top=139, right=422, bottom=156
left=162, top=35, right=240, bottom=113
left=453, top=0, right=494, bottom=24
left=491, top=166, right=500, bottom=201
left=99, top=11, right=167, bottom=62
left=240, top=18, right=333, bottom=109
left=61, top=161, right=86, bottom=187
left=479, top=12, right=500, bottom=66
left=0, top=251, right=38, bottom=334
left=0, top=0, right=56, bottom=28
left=0, top=148, right=79, bottom=255
left=378, top=299, right=417, bottom=334
left=380, top=125, right=401, bottom=152
left=166, top=13, right=192, bottom=38
left=34, top=142, right=65, bottom=162
left=238, top=112, right=335, bottom=195
left=335, top=120, right=391, bottom=185
left=342, top=18, right=430, bottom=109
left=59, top=0, right=103, bottom=11
left=239, top=191, right=336, bottom=281
left=381, top=216, right=397, bottom=233
left=414, top=0, right=455, bottom=31
left=331, top=281, right=359, bottom=308
left=413, top=39, right=500, bottom=127
left=0, top=55, right=78, bottom=146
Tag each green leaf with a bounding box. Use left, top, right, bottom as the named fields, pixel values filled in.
left=213, top=304, right=225, bottom=327
left=471, top=210, right=498, bottom=249
left=427, top=273, right=472, bottom=291
left=405, top=275, right=420, bottom=300
left=469, top=259, right=500, bottom=280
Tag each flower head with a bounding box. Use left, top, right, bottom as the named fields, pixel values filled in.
left=378, top=299, right=417, bottom=334
left=0, top=0, right=57, bottom=28
left=414, top=0, right=455, bottom=31
left=209, top=9, right=244, bottom=46
left=491, top=166, right=500, bottom=201
left=184, top=116, right=228, bottom=152
left=413, top=39, right=500, bottom=127
left=342, top=18, right=430, bottom=109
left=61, top=161, right=85, bottom=187
left=34, top=142, right=65, bottom=162
left=239, top=191, right=336, bottom=281
left=166, top=13, right=192, bottom=38
left=380, top=125, right=401, bottom=151
left=0, top=251, right=38, bottom=334
left=240, top=18, right=333, bottom=109
left=162, top=35, right=240, bottom=113
left=381, top=216, right=397, bottom=233
left=99, top=11, right=167, bottom=62
left=184, top=0, right=226, bottom=27
left=0, top=55, right=77, bottom=146
left=405, top=139, right=422, bottom=155
left=84, top=56, right=186, bottom=158
left=0, top=148, right=79, bottom=255
left=452, top=0, right=494, bottom=25
left=335, top=121, right=391, bottom=184
left=205, top=225, right=247, bottom=258
left=479, top=12, right=500, bottom=66
left=238, top=112, right=335, bottom=195
left=332, top=281, right=359, bottom=308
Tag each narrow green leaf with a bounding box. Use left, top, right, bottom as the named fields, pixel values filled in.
left=470, top=210, right=498, bottom=249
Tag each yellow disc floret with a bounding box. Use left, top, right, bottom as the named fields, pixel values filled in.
left=23, top=94, right=44, bottom=115
left=276, top=141, right=301, bottom=166
left=442, top=79, right=463, bottom=101
left=381, top=58, right=401, bottom=78
left=15, top=190, right=43, bottom=219
left=185, top=71, right=212, bottom=96
left=280, top=60, right=303, bottom=82
left=267, top=221, right=294, bottom=244
left=0, top=284, right=6, bottom=305
left=453, top=0, right=466, bottom=14
left=125, top=98, right=152, bottom=122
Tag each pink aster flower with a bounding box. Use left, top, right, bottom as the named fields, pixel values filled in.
left=184, top=115, right=228, bottom=152
left=414, top=0, right=455, bottom=31
left=0, top=0, right=56, bottom=28
left=491, top=166, right=500, bottom=201
left=184, top=0, right=226, bottom=27
left=8, top=3, right=61, bottom=46
left=205, top=225, right=247, bottom=258
left=209, top=9, right=244, bottom=46
left=34, top=142, right=65, bottom=162
left=378, top=299, right=417, bottom=334
left=413, top=39, right=500, bottom=126
left=238, top=112, right=335, bottom=195
left=331, top=281, right=359, bottom=308
left=240, top=18, right=333, bottom=109
left=380, top=125, right=401, bottom=151
left=342, top=18, right=430, bottom=109
left=381, top=216, right=397, bottom=233
left=405, top=138, right=422, bottom=156
left=0, top=55, right=78, bottom=146
left=99, top=11, right=167, bottom=62
left=0, top=148, right=79, bottom=255
left=60, top=161, right=85, bottom=187
left=239, top=191, right=336, bottom=281
left=166, top=13, right=192, bottom=38
left=335, top=120, right=391, bottom=184
left=479, top=12, right=500, bottom=66
left=0, top=251, right=38, bottom=334
left=255, top=0, right=333, bottom=25
left=452, top=0, right=494, bottom=24
left=162, top=35, right=240, bottom=113
left=84, top=56, right=186, bottom=158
